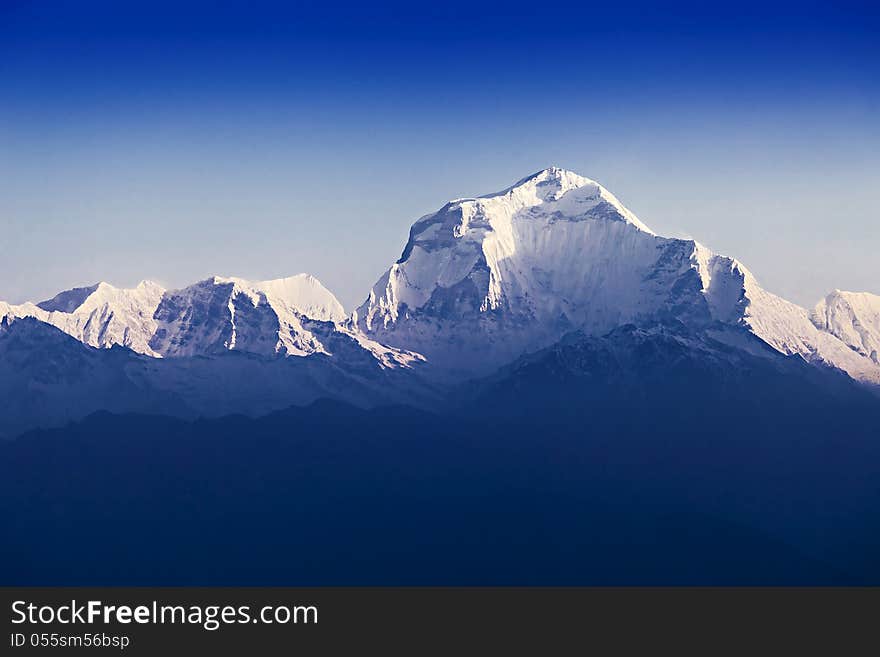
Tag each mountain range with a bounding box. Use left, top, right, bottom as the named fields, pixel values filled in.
left=4, top=167, right=880, bottom=585
left=2, top=166, right=879, bottom=438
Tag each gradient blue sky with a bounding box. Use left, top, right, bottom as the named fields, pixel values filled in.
left=1, top=0, right=878, bottom=310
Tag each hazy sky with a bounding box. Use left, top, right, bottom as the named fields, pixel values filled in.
left=2, top=1, right=878, bottom=310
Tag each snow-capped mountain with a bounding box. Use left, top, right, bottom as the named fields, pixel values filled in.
left=354, top=167, right=880, bottom=384
left=811, top=290, right=880, bottom=365
left=150, top=274, right=345, bottom=358
left=0, top=313, right=428, bottom=438
left=1, top=273, right=418, bottom=367
left=2, top=166, right=878, bottom=438
left=0, top=280, right=165, bottom=355
left=147, top=274, right=420, bottom=366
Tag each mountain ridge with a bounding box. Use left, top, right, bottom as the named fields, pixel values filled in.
left=354, top=167, right=880, bottom=383
left=1, top=167, right=879, bottom=438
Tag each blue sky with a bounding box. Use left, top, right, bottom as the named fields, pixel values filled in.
left=1, top=1, right=878, bottom=309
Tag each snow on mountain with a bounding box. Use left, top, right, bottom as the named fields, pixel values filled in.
left=354, top=167, right=677, bottom=374
left=2, top=167, right=877, bottom=391
left=355, top=166, right=880, bottom=384
left=1, top=280, right=165, bottom=356
left=149, top=274, right=345, bottom=357
left=704, top=273, right=880, bottom=385
left=0, top=314, right=429, bottom=438
left=811, top=290, right=880, bottom=365
left=1, top=273, right=419, bottom=369
left=36, top=283, right=103, bottom=312
left=257, top=274, right=347, bottom=322
left=148, top=274, right=419, bottom=367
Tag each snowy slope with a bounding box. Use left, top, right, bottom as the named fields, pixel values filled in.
left=354, top=167, right=682, bottom=374
left=811, top=290, right=880, bottom=365
left=716, top=276, right=880, bottom=384
left=355, top=167, right=880, bottom=384
left=2, top=166, right=877, bottom=391
left=149, top=274, right=420, bottom=366
left=1, top=273, right=419, bottom=368
left=1, top=281, right=165, bottom=355
left=149, top=274, right=344, bottom=357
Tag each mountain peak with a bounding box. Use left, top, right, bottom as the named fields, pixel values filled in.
left=150, top=272, right=348, bottom=358
left=354, top=168, right=880, bottom=384
left=37, top=283, right=101, bottom=312
left=133, top=280, right=164, bottom=295
left=467, top=167, right=654, bottom=234
left=811, top=289, right=880, bottom=364
left=490, top=166, right=595, bottom=195
left=193, top=273, right=345, bottom=321
left=36, top=280, right=166, bottom=315
left=354, top=168, right=672, bottom=374
left=10, top=280, right=167, bottom=356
